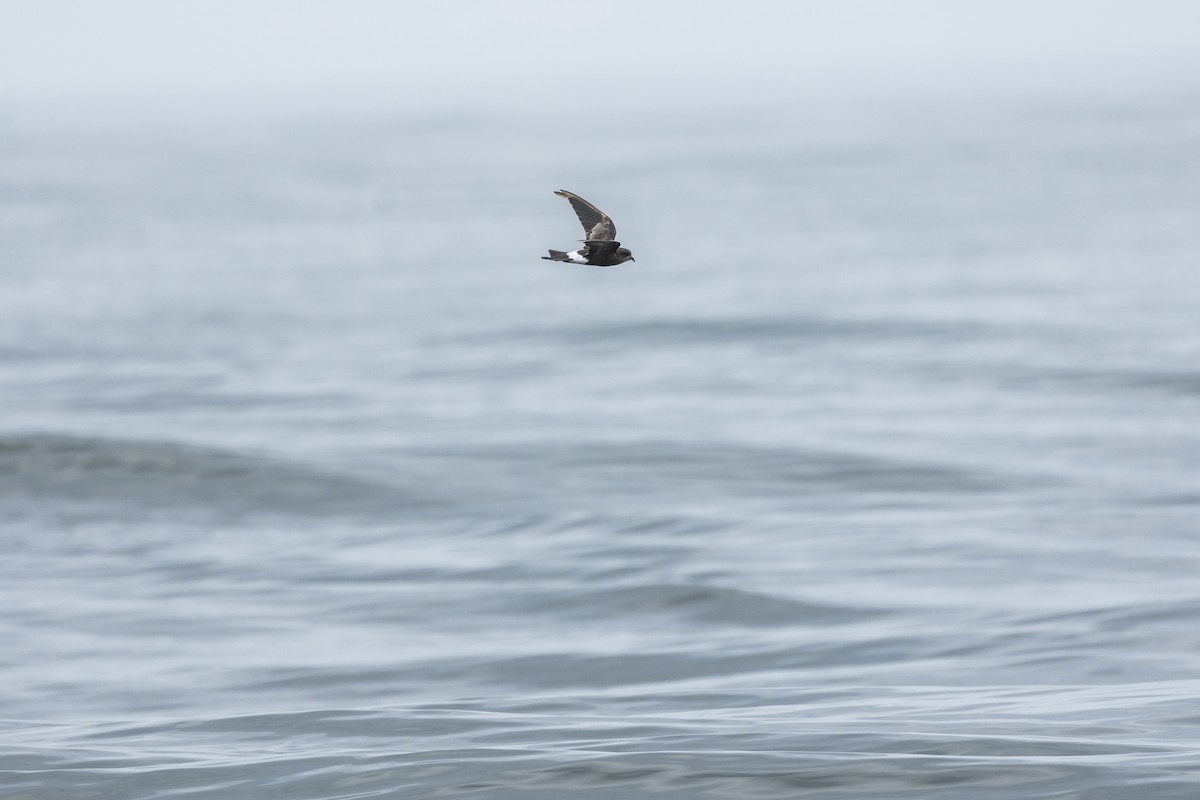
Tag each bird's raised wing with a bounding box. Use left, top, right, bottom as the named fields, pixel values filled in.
left=555, top=189, right=616, bottom=241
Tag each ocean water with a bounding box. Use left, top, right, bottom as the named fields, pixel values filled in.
left=2, top=90, right=1200, bottom=798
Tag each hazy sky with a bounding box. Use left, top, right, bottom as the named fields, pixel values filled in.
left=4, top=0, right=1199, bottom=107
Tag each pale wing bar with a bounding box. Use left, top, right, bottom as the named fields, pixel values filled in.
left=554, top=189, right=617, bottom=242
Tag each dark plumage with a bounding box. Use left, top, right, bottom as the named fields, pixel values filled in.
left=542, top=190, right=636, bottom=267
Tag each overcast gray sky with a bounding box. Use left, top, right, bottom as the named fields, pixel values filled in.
left=4, top=1, right=1199, bottom=108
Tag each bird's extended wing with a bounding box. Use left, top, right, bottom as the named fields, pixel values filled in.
left=555, top=190, right=617, bottom=241
left=583, top=240, right=620, bottom=262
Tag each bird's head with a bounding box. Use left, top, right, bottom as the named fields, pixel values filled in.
left=617, top=247, right=635, bottom=263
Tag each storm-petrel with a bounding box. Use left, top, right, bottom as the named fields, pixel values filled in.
left=542, top=190, right=636, bottom=267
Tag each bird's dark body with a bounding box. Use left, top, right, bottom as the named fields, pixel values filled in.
left=542, top=190, right=636, bottom=267
left=543, top=242, right=633, bottom=267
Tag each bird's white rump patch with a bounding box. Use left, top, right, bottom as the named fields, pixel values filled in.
left=566, top=249, right=588, bottom=263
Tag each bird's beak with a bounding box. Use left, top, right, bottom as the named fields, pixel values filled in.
left=631, top=257, right=636, bottom=262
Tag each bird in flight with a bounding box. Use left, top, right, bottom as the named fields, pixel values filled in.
left=543, top=190, right=636, bottom=267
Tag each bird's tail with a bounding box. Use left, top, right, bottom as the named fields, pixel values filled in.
left=542, top=249, right=571, bottom=261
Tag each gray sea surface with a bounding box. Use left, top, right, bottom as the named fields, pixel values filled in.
left=2, top=90, right=1200, bottom=798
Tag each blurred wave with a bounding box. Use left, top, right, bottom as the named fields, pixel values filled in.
left=0, top=433, right=408, bottom=519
